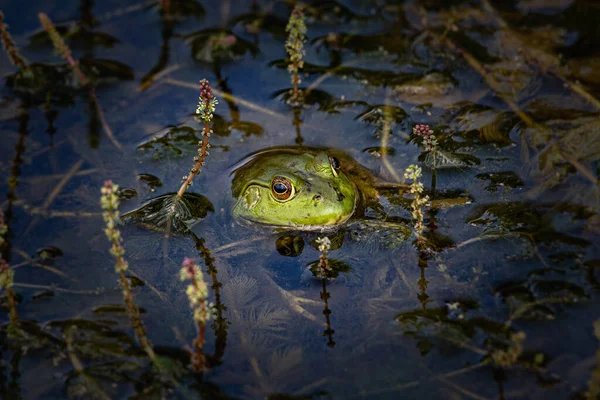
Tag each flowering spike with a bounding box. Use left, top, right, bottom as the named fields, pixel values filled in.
left=180, top=257, right=214, bottom=371
left=38, top=13, right=89, bottom=86
left=285, top=5, right=307, bottom=104
left=100, top=180, right=158, bottom=363
left=315, top=237, right=332, bottom=278
left=413, top=124, right=438, bottom=152
left=0, top=11, right=29, bottom=71
left=196, top=79, right=219, bottom=122
left=178, top=79, right=217, bottom=198
left=404, top=165, right=429, bottom=245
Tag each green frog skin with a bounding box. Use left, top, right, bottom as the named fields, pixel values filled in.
left=231, top=147, right=366, bottom=230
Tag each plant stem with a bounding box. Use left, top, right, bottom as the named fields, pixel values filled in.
left=177, top=118, right=210, bottom=198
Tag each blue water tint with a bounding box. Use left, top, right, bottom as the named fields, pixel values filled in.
left=0, top=0, right=599, bottom=399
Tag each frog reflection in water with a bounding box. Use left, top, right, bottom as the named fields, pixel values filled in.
left=231, top=146, right=406, bottom=231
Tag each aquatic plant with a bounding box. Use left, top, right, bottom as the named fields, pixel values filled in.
left=403, top=165, right=429, bottom=246
left=413, top=124, right=438, bottom=153
left=180, top=257, right=213, bottom=371
left=315, top=237, right=333, bottom=278
left=177, top=79, right=218, bottom=197
left=38, top=12, right=124, bottom=150
left=0, top=254, right=18, bottom=333
left=0, top=210, right=18, bottom=334
left=489, top=331, right=526, bottom=368
left=191, top=234, right=228, bottom=363
left=314, top=237, right=336, bottom=347
left=38, top=13, right=89, bottom=86
left=100, top=180, right=157, bottom=363
left=0, top=11, right=28, bottom=72
left=285, top=5, right=307, bottom=104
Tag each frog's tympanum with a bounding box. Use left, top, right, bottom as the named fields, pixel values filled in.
left=231, top=147, right=395, bottom=230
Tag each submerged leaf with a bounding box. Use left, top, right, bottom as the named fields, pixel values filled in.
left=420, top=149, right=480, bottom=169
left=475, top=171, right=524, bottom=192
left=137, top=126, right=202, bottom=159
left=121, top=192, right=214, bottom=233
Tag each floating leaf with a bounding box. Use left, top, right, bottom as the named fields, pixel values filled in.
left=271, top=88, right=336, bottom=111
left=311, top=32, right=408, bottom=56
left=356, top=104, right=407, bottom=125
left=362, top=146, right=396, bottom=157
left=231, top=12, right=287, bottom=37
left=35, top=246, right=63, bottom=261
left=185, top=29, right=259, bottom=63
left=393, top=72, right=457, bottom=101
left=420, top=149, right=480, bottom=169
left=29, top=27, right=120, bottom=48
left=137, top=126, right=202, bottom=159
left=80, top=58, right=135, bottom=81
left=116, top=187, right=138, bottom=200
left=136, top=174, right=163, bottom=191
left=269, top=59, right=419, bottom=88
left=121, top=192, right=214, bottom=234
left=475, top=171, right=524, bottom=192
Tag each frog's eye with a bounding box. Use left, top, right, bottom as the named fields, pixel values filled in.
left=329, top=155, right=341, bottom=177
left=271, top=177, right=295, bottom=201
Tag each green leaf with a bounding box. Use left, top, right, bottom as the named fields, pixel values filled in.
left=121, top=192, right=214, bottom=233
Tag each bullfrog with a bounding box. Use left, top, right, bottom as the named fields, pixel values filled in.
left=230, top=146, right=407, bottom=231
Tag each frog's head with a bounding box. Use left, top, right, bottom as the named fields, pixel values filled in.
left=231, top=150, right=357, bottom=229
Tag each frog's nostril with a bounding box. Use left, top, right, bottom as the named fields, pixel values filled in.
left=313, top=194, right=323, bottom=202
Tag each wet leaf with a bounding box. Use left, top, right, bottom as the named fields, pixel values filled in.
left=35, top=246, right=63, bottom=261
left=80, top=58, right=135, bottom=81
left=475, top=171, right=524, bottom=192
left=5, top=63, right=77, bottom=107
left=393, top=72, right=457, bottom=101
left=467, top=201, right=592, bottom=247
left=137, top=126, right=202, bottom=159
left=136, top=174, right=163, bottom=191
left=311, top=32, right=408, bottom=56
left=116, top=187, right=138, bottom=200
left=121, top=192, right=214, bottom=234
left=29, top=27, right=120, bottom=48
left=362, top=146, right=396, bottom=157
left=32, top=290, right=55, bottom=299
left=276, top=235, right=305, bottom=257
left=271, top=88, right=336, bottom=111
left=269, top=59, right=420, bottom=88
left=185, top=29, right=259, bottom=63
left=419, top=149, right=480, bottom=169
left=231, top=12, right=287, bottom=38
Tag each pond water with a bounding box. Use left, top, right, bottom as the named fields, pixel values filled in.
left=0, top=0, right=599, bottom=399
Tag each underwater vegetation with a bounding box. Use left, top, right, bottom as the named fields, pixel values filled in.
left=0, top=0, right=599, bottom=399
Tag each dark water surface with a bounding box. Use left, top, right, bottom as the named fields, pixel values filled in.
left=0, top=0, right=599, bottom=399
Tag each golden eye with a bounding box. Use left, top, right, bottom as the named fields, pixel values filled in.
left=271, top=177, right=295, bottom=201
left=329, top=155, right=340, bottom=177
